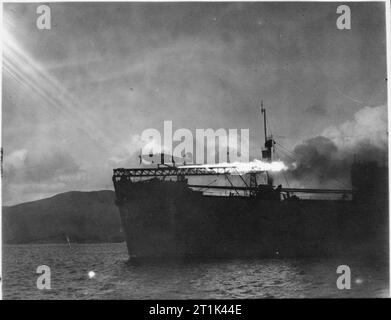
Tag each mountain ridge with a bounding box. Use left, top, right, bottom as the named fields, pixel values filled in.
left=2, top=190, right=124, bottom=244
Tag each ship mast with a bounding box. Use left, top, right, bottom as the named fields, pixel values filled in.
left=260, top=101, right=274, bottom=186
left=261, top=100, right=267, bottom=145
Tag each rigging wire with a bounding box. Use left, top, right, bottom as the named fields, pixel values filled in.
left=274, top=143, right=296, bottom=163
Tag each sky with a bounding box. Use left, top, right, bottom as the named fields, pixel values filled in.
left=2, top=2, right=388, bottom=205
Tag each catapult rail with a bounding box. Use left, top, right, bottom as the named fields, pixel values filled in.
left=281, top=187, right=353, bottom=194
left=188, top=184, right=353, bottom=194
left=113, top=168, right=352, bottom=194
left=113, top=167, right=260, bottom=177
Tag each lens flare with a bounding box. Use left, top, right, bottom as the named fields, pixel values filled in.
left=2, top=27, right=112, bottom=151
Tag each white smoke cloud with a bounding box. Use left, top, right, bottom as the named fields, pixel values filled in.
left=322, top=104, right=387, bottom=151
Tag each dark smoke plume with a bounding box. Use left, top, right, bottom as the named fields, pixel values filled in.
left=280, top=105, right=387, bottom=189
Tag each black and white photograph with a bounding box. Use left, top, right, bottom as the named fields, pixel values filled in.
left=0, top=0, right=389, bottom=302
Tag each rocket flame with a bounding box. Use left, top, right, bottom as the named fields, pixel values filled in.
left=179, top=159, right=288, bottom=175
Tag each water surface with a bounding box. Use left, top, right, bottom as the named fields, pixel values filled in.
left=2, top=243, right=388, bottom=299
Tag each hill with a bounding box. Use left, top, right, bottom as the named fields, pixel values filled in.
left=2, top=190, right=124, bottom=244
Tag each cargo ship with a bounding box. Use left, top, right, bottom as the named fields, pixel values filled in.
left=113, top=107, right=388, bottom=261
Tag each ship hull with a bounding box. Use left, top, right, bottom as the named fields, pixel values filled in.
left=114, top=179, right=388, bottom=261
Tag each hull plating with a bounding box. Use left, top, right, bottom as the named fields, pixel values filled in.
left=114, top=179, right=388, bottom=260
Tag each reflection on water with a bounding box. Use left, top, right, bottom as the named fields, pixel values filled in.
left=2, top=243, right=389, bottom=299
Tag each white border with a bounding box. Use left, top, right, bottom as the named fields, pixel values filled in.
left=0, top=0, right=390, bottom=300
left=1, top=0, right=388, bottom=2
left=385, top=0, right=391, bottom=299
left=0, top=0, right=3, bottom=302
